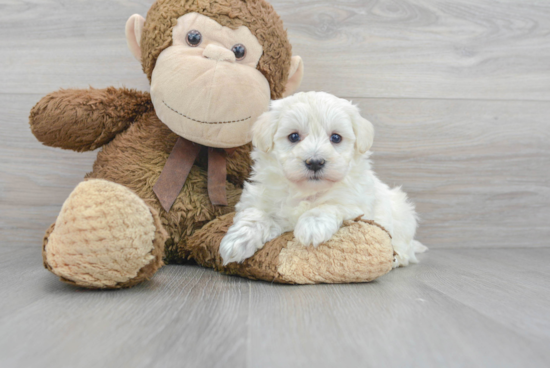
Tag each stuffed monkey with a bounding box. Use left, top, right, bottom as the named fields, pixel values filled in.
left=31, top=0, right=393, bottom=289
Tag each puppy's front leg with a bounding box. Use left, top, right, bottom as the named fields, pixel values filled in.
left=220, top=208, right=282, bottom=265
left=295, top=206, right=348, bottom=247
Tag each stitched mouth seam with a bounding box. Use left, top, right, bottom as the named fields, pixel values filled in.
left=163, top=100, right=251, bottom=125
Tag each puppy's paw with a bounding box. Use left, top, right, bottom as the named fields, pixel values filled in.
left=220, top=223, right=263, bottom=265
left=294, top=214, right=340, bottom=247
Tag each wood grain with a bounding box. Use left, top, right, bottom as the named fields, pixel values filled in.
left=3, top=93, right=548, bottom=249
left=248, top=249, right=550, bottom=368
left=280, top=0, right=550, bottom=100
left=2, top=1, right=550, bottom=367
left=0, top=246, right=250, bottom=368
left=0, top=94, right=97, bottom=244
left=2, top=0, right=548, bottom=247
left=362, top=98, right=550, bottom=249
left=1, top=247, right=549, bottom=368
left=1, top=0, right=550, bottom=100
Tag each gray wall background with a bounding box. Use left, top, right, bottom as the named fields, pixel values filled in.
left=1, top=0, right=549, bottom=249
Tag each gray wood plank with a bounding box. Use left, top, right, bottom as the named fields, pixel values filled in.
left=0, top=93, right=97, bottom=244
left=0, top=246, right=250, bottom=368
left=1, top=0, right=550, bottom=100
left=3, top=93, right=548, bottom=249
left=247, top=249, right=550, bottom=368
left=0, top=0, right=153, bottom=94
left=362, top=98, right=550, bottom=249
left=416, top=248, right=550, bottom=342
left=2, top=1, right=549, bottom=367
left=281, top=0, right=550, bottom=100
left=479, top=248, right=550, bottom=277
left=2, top=247, right=549, bottom=368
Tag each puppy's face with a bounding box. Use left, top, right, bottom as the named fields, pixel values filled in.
left=252, top=92, right=374, bottom=190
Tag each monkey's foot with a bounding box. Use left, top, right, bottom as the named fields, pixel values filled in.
left=43, top=179, right=167, bottom=289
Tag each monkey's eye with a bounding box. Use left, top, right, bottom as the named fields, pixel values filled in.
left=288, top=133, right=301, bottom=143
left=186, top=30, right=202, bottom=47
left=330, top=134, right=342, bottom=144
left=231, top=44, right=247, bottom=60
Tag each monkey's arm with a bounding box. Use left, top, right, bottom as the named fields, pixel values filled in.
left=29, top=87, right=152, bottom=152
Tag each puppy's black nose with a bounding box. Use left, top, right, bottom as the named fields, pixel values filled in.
left=305, top=158, right=326, bottom=172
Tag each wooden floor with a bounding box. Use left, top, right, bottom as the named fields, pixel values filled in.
left=1, top=0, right=550, bottom=367
left=1, top=246, right=549, bottom=368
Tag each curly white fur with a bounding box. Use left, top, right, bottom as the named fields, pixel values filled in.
left=220, top=92, right=427, bottom=267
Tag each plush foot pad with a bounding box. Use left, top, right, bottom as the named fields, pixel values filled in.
left=187, top=214, right=394, bottom=284
left=43, top=179, right=166, bottom=289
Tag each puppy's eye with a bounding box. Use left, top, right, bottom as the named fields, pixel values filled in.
left=331, top=134, right=342, bottom=144
left=186, top=30, right=202, bottom=47
left=288, top=133, right=301, bottom=143
left=231, top=44, right=247, bottom=60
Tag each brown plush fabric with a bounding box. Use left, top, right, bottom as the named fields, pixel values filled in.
left=30, top=0, right=284, bottom=268
left=30, top=87, right=152, bottom=152
left=83, top=107, right=250, bottom=263
left=187, top=213, right=289, bottom=281
left=187, top=213, right=394, bottom=284
left=31, top=0, right=393, bottom=288
left=30, top=88, right=252, bottom=263
left=141, top=0, right=292, bottom=99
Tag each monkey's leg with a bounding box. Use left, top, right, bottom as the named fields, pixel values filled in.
left=166, top=177, right=244, bottom=264
left=42, top=179, right=167, bottom=289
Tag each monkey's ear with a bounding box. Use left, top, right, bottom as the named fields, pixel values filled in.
left=252, top=111, right=278, bottom=153
left=125, top=14, right=146, bottom=61
left=282, top=56, right=304, bottom=98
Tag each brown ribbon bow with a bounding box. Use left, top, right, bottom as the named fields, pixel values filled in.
left=153, top=137, right=236, bottom=212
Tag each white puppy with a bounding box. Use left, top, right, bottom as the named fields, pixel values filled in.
left=220, top=92, right=427, bottom=267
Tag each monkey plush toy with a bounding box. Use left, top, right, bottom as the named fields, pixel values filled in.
left=30, top=0, right=394, bottom=289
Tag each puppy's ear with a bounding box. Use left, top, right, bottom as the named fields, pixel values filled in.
left=350, top=106, right=375, bottom=154
left=252, top=111, right=278, bottom=153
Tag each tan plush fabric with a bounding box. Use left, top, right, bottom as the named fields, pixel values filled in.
left=141, top=0, right=293, bottom=99
left=282, top=56, right=304, bottom=98
left=187, top=214, right=394, bottom=284
left=126, top=14, right=145, bottom=61
left=277, top=220, right=394, bottom=284
left=43, top=180, right=166, bottom=289
left=150, top=13, right=271, bottom=148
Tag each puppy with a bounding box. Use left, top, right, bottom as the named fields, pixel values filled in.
left=220, top=91, right=427, bottom=267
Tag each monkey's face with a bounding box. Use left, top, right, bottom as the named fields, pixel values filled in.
left=148, top=13, right=270, bottom=148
